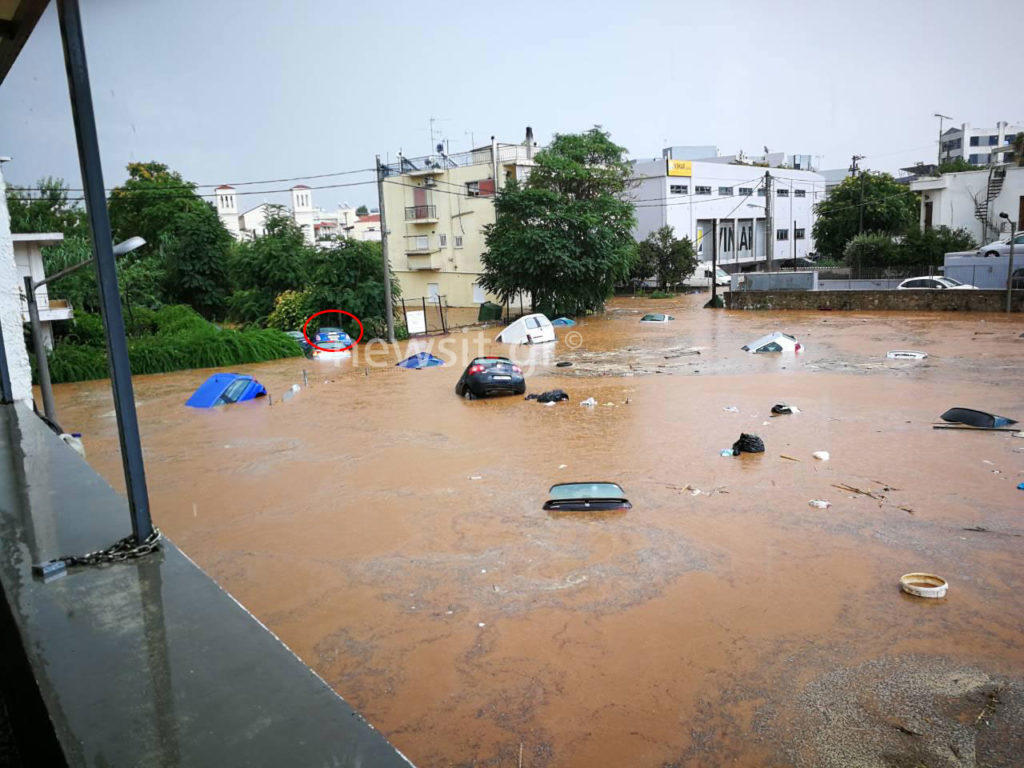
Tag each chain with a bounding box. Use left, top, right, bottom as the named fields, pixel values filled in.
left=54, top=527, right=163, bottom=568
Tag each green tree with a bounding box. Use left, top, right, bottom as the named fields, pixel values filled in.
left=356, top=205, right=369, bottom=216
left=228, top=207, right=312, bottom=323
left=5, top=177, right=88, bottom=236
left=628, top=241, right=655, bottom=291
left=813, top=172, right=917, bottom=260
left=842, top=232, right=899, bottom=271
left=107, top=162, right=209, bottom=254
left=266, top=289, right=312, bottom=331
left=479, top=128, right=637, bottom=315
left=305, top=238, right=399, bottom=339
left=937, top=158, right=975, bottom=174
left=162, top=205, right=233, bottom=317
left=1013, top=132, right=1024, bottom=167
left=898, top=225, right=977, bottom=267
left=637, top=225, right=697, bottom=290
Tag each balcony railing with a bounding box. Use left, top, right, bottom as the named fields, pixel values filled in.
left=405, top=235, right=435, bottom=254
left=405, top=204, right=437, bottom=221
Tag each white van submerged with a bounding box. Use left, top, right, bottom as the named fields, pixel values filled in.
left=684, top=262, right=731, bottom=289
left=495, top=313, right=556, bottom=344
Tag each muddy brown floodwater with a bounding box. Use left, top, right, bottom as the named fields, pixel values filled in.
left=55, top=295, right=1024, bottom=767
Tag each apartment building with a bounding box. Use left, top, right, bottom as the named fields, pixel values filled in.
left=632, top=147, right=826, bottom=271
left=939, top=121, right=1023, bottom=167
left=379, top=132, right=538, bottom=306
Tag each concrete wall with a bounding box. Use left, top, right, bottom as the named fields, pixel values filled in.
left=0, top=163, right=33, bottom=404
left=730, top=270, right=818, bottom=292
left=725, top=289, right=1023, bottom=312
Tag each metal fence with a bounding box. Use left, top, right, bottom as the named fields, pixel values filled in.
left=727, top=264, right=1024, bottom=292
left=399, top=296, right=449, bottom=336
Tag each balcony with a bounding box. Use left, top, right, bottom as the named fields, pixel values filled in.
left=406, top=253, right=441, bottom=270
left=405, top=204, right=438, bottom=223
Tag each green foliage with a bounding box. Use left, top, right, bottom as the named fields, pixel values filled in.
left=842, top=225, right=978, bottom=271
left=479, top=128, right=637, bottom=315
left=41, top=236, right=101, bottom=313
left=45, top=306, right=302, bottom=383
left=1013, top=132, right=1024, bottom=167
left=305, top=238, right=399, bottom=338
left=4, top=177, right=88, bottom=236
left=899, top=225, right=977, bottom=266
left=649, top=291, right=675, bottom=299
left=636, top=226, right=698, bottom=290
left=107, top=162, right=209, bottom=256
left=162, top=205, right=233, bottom=317
left=813, top=172, right=917, bottom=260
left=228, top=208, right=312, bottom=322
left=356, top=205, right=369, bottom=216
left=842, top=232, right=899, bottom=270
left=937, top=158, right=976, bottom=174
left=266, top=289, right=312, bottom=331
left=64, top=312, right=106, bottom=347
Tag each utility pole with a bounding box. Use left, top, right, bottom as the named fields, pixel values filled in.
left=1000, top=212, right=1016, bottom=313
left=764, top=171, right=773, bottom=271
left=851, top=154, right=866, bottom=234
left=23, top=276, right=58, bottom=423
left=934, top=113, right=952, bottom=167
left=375, top=155, right=396, bottom=343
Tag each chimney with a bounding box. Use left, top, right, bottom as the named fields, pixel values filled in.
left=525, top=126, right=534, bottom=145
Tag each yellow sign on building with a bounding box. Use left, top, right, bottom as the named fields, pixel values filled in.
left=667, top=159, right=692, bottom=177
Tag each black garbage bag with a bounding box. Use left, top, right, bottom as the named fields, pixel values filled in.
left=732, top=433, right=765, bottom=455
left=526, top=389, right=569, bottom=403
left=940, top=407, right=1017, bottom=429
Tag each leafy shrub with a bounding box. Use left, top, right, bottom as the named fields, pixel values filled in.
left=266, top=289, right=312, bottom=331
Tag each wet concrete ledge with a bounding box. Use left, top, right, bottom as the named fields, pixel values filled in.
left=725, top=288, right=1024, bottom=312
left=0, top=403, right=412, bottom=767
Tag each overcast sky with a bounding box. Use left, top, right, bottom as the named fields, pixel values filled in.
left=2, top=0, right=1022, bottom=211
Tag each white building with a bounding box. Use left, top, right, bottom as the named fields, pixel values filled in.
left=939, top=121, right=1023, bottom=167
left=910, top=165, right=1024, bottom=243
left=13, top=233, right=73, bottom=350
left=632, top=148, right=825, bottom=271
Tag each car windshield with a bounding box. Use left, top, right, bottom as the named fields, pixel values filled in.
left=217, top=378, right=251, bottom=404
left=937, top=277, right=959, bottom=287
left=548, top=482, right=626, bottom=500
left=471, top=357, right=510, bottom=368
left=641, top=314, right=666, bottom=321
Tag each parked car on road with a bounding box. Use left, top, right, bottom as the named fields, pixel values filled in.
left=455, top=356, right=525, bottom=399
left=311, top=340, right=352, bottom=360
left=640, top=313, right=674, bottom=323
left=314, top=327, right=354, bottom=347
left=897, top=276, right=977, bottom=290
left=496, top=314, right=555, bottom=344
left=977, top=233, right=1024, bottom=257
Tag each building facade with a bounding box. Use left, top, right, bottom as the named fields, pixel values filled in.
left=910, top=165, right=1024, bottom=243
left=0, top=160, right=32, bottom=405
left=13, top=233, right=73, bottom=350
left=939, top=122, right=1023, bottom=167
left=379, top=135, right=537, bottom=306
left=632, top=149, right=825, bottom=272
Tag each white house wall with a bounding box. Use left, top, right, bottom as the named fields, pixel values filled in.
left=913, top=167, right=1024, bottom=244
left=0, top=164, right=33, bottom=405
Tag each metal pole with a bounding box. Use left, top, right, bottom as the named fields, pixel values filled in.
left=1007, top=221, right=1016, bottom=314
left=764, top=171, right=773, bottom=272
left=0, top=308, right=13, bottom=404
left=375, top=155, right=396, bottom=343
left=57, top=0, right=152, bottom=541
left=23, top=276, right=58, bottom=423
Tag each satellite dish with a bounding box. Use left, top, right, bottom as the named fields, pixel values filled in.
left=436, top=143, right=444, bottom=154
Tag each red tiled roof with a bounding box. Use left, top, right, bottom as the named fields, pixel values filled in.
left=358, top=214, right=380, bottom=222
left=215, top=184, right=235, bottom=190
left=292, top=184, right=310, bottom=190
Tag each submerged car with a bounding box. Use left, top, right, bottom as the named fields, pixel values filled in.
left=314, top=327, right=354, bottom=346
left=186, top=373, right=267, bottom=408
left=640, top=313, right=675, bottom=323
left=285, top=330, right=312, bottom=357
left=311, top=340, right=352, bottom=359
left=977, top=233, right=1024, bottom=257
left=455, top=356, right=524, bottom=399
left=897, top=276, right=977, bottom=290
left=542, top=482, right=632, bottom=512
left=495, top=313, right=555, bottom=344
left=742, top=331, right=802, bottom=354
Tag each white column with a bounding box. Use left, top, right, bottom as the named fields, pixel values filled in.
left=0, top=162, right=34, bottom=404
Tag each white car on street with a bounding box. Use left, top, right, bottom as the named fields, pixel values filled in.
left=897, top=276, right=977, bottom=290
left=977, top=233, right=1024, bottom=258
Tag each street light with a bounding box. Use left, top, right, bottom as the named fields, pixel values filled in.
left=25, top=236, right=146, bottom=425
left=999, top=212, right=1016, bottom=314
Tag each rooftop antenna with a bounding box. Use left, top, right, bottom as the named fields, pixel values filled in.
left=429, top=116, right=450, bottom=153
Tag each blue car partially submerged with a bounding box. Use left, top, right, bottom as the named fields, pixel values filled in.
left=186, top=373, right=267, bottom=408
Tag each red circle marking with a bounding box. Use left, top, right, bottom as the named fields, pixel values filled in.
left=302, top=310, right=364, bottom=352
